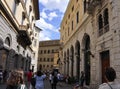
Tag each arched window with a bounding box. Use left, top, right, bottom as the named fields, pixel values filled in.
left=5, top=37, right=10, bottom=47
left=98, top=14, right=103, bottom=30
left=98, top=14, right=103, bottom=36
left=104, top=8, right=109, bottom=26
left=17, top=45, right=20, bottom=52
left=84, top=0, right=87, bottom=13
left=48, top=50, right=50, bottom=54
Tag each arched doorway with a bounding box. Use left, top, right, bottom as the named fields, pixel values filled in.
left=64, top=52, right=66, bottom=74
left=75, top=40, right=80, bottom=80
left=83, top=34, right=91, bottom=85
left=0, top=38, right=6, bottom=70
left=100, top=50, right=110, bottom=83
left=67, top=49, right=69, bottom=75
left=70, top=45, right=74, bottom=77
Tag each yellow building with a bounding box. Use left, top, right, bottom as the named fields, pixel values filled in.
left=0, top=0, right=40, bottom=72
left=38, top=40, right=60, bottom=72
left=60, top=0, right=120, bottom=88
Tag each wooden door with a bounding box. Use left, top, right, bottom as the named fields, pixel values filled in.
left=100, top=51, right=110, bottom=83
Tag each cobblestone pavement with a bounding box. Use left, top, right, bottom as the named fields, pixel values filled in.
left=44, top=79, right=73, bottom=89
left=44, top=79, right=89, bottom=89
left=0, top=80, right=89, bottom=89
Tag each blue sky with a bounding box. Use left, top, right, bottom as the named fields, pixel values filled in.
left=35, top=0, right=69, bottom=41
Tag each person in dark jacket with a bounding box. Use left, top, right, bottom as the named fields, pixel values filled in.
left=51, top=72, right=58, bottom=89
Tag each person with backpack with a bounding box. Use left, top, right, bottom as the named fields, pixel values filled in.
left=51, top=72, right=58, bottom=89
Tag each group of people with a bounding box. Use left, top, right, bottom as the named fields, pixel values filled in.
left=0, top=67, right=120, bottom=89
left=4, top=69, right=47, bottom=89
left=74, top=67, right=120, bottom=89
left=49, top=71, right=60, bottom=89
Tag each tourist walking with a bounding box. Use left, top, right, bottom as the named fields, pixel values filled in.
left=0, top=69, right=3, bottom=83
left=73, top=71, right=85, bottom=89
left=51, top=72, right=58, bottom=89
left=6, top=70, right=19, bottom=89
left=27, top=69, right=33, bottom=89
left=98, top=67, right=120, bottom=89
left=49, top=73, right=52, bottom=84
left=35, top=70, right=46, bottom=89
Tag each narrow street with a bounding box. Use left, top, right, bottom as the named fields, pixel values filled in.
left=44, top=79, right=73, bottom=89
left=0, top=80, right=73, bottom=89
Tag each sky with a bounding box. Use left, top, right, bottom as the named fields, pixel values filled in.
left=35, top=0, right=69, bottom=41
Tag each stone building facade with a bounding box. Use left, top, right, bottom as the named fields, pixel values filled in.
left=38, top=40, right=60, bottom=72
left=0, top=0, right=40, bottom=72
left=60, top=0, right=120, bottom=88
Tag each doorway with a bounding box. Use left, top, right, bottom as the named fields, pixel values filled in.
left=100, top=50, right=110, bottom=83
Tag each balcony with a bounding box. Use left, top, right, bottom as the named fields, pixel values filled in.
left=17, top=25, right=32, bottom=49
left=87, top=0, right=101, bottom=14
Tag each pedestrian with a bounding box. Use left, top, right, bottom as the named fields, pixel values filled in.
left=35, top=70, right=46, bottom=89
left=98, top=67, right=120, bottom=89
left=6, top=70, right=18, bottom=89
left=27, top=69, right=33, bottom=89
left=73, top=71, right=85, bottom=89
left=0, top=69, right=3, bottom=83
left=51, top=72, right=58, bottom=89
left=17, top=76, right=27, bottom=89
left=49, top=72, right=52, bottom=84
left=3, top=69, right=7, bottom=83
left=79, top=71, right=85, bottom=89
left=57, top=72, right=62, bottom=86
left=65, top=74, right=69, bottom=83
left=30, top=72, right=36, bottom=89
left=18, top=67, right=24, bottom=79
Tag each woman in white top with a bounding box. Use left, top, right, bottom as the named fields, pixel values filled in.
left=35, top=71, right=46, bottom=89
left=49, top=73, right=52, bottom=84
left=98, top=67, right=120, bottom=89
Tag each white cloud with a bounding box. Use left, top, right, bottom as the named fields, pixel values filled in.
left=41, top=10, right=58, bottom=21
left=37, top=0, right=69, bottom=41
left=39, top=32, right=51, bottom=41
left=41, top=10, right=48, bottom=19
left=35, top=18, right=59, bottom=33
left=48, top=12, right=58, bottom=21
left=35, top=18, right=54, bottom=30
left=39, top=0, right=69, bottom=13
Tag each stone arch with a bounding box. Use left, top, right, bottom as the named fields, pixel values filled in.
left=82, top=33, right=91, bottom=85
left=98, top=14, right=103, bottom=30
left=67, top=49, right=69, bottom=75
left=64, top=51, right=66, bottom=74
left=75, top=40, right=80, bottom=80
left=4, top=34, right=12, bottom=47
left=103, top=8, right=109, bottom=26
